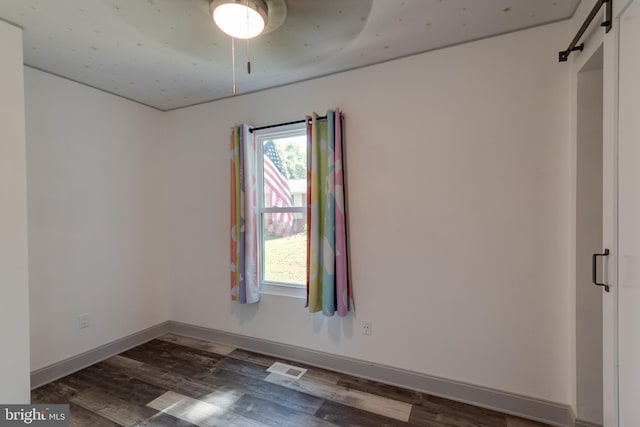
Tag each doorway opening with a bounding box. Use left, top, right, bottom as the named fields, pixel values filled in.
left=575, top=44, right=604, bottom=425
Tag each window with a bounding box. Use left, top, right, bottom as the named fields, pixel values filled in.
left=255, top=123, right=307, bottom=297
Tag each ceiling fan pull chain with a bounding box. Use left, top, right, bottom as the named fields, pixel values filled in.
left=231, top=37, right=237, bottom=95
left=247, top=39, right=252, bottom=74
left=246, top=1, right=252, bottom=74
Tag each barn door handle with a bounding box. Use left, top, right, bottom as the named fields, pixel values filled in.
left=592, top=249, right=610, bottom=292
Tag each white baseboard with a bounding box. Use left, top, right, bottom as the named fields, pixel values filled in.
left=31, top=320, right=576, bottom=426
left=575, top=419, right=603, bottom=427
left=168, top=321, right=574, bottom=427
left=30, top=321, right=171, bottom=389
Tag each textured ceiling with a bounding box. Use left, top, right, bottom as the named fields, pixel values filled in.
left=0, top=0, right=579, bottom=111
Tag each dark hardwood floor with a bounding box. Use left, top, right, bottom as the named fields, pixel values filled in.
left=31, top=334, right=550, bottom=427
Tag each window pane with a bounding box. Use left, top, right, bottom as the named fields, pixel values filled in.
left=263, top=212, right=307, bottom=286
left=263, top=137, right=307, bottom=210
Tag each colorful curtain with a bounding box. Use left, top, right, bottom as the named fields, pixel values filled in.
left=306, top=109, right=353, bottom=316
left=230, top=124, right=260, bottom=304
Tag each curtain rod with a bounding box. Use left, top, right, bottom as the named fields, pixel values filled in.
left=249, top=115, right=327, bottom=133
left=558, top=0, right=612, bottom=62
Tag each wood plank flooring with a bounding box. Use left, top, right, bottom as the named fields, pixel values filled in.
left=31, top=333, right=551, bottom=427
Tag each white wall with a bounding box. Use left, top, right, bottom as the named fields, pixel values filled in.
left=165, top=21, right=572, bottom=404
left=25, top=68, right=171, bottom=371
left=0, top=19, right=31, bottom=404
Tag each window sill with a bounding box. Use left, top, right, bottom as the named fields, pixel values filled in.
left=260, top=282, right=306, bottom=299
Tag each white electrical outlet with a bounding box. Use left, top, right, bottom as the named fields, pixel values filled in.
left=78, top=313, right=90, bottom=330
left=361, top=320, right=372, bottom=336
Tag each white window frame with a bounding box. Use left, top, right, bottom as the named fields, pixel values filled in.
left=254, top=122, right=307, bottom=299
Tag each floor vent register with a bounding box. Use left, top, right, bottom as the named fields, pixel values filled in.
left=266, top=362, right=307, bottom=380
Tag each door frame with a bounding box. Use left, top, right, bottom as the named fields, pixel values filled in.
left=602, top=1, right=635, bottom=425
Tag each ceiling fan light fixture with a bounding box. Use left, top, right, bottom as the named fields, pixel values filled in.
left=211, top=0, right=268, bottom=39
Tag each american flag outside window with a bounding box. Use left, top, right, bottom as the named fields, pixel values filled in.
left=263, top=140, right=295, bottom=236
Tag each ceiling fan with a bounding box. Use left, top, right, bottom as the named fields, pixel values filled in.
left=209, top=0, right=288, bottom=94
